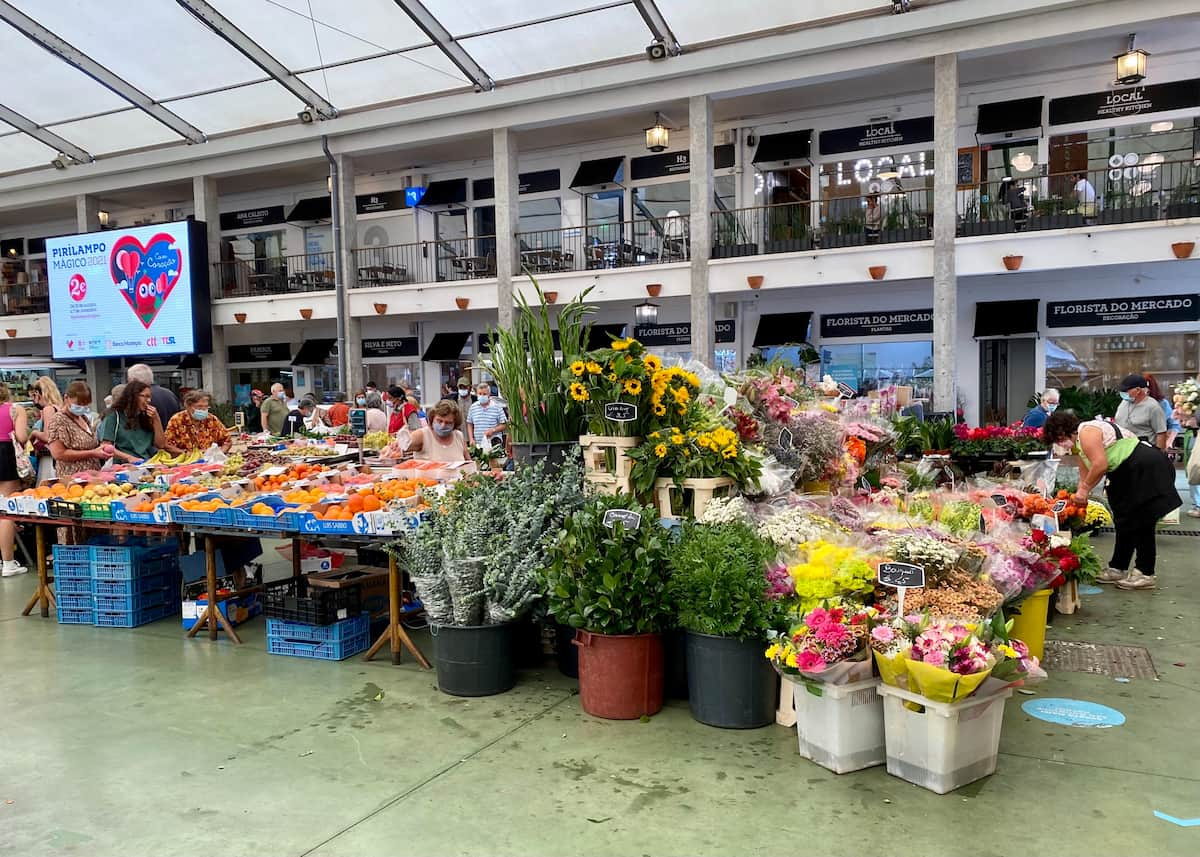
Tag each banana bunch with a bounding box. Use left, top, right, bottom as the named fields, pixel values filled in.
left=146, top=449, right=205, bottom=466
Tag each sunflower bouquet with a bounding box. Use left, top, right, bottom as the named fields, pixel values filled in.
left=563, top=337, right=651, bottom=437
left=625, top=425, right=762, bottom=494
left=646, top=364, right=702, bottom=432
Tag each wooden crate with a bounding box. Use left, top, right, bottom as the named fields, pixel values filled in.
left=584, top=472, right=633, bottom=497
left=579, top=434, right=641, bottom=484
left=652, top=476, right=735, bottom=521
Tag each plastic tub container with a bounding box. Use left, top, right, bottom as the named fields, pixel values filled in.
left=430, top=623, right=516, bottom=697
left=793, top=678, right=886, bottom=773
left=685, top=632, right=777, bottom=728
left=878, top=680, right=1013, bottom=794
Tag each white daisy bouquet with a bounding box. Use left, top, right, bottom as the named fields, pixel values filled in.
left=1172, top=378, right=1199, bottom=417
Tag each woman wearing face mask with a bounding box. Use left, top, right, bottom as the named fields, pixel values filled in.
left=96, top=380, right=167, bottom=462
left=399, top=400, right=472, bottom=463
left=28, top=376, right=63, bottom=485
left=0, top=382, right=31, bottom=576
left=164, top=390, right=232, bottom=454
left=48, top=382, right=114, bottom=481
left=362, top=391, right=388, bottom=433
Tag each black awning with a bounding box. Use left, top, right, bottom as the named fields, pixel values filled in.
left=752, top=130, right=812, bottom=164
left=286, top=196, right=332, bottom=222
left=177, top=354, right=202, bottom=370
left=478, top=329, right=562, bottom=354
left=974, top=300, right=1039, bottom=338
left=753, top=312, right=812, bottom=347
left=417, top=179, right=468, bottom=208
left=570, top=156, right=625, bottom=189
left=976, top=97, right=1044, bottom=135
left=422, top=331, right=471, bottom=362
left=291, top=338, right=337, bottom=365
left=587, top=323, right=627, bottom=350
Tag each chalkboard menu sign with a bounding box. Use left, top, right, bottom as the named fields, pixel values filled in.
left=877, top=562, right=925, bottom=589
left=957, top=148, right=977, bottom=188
left=348, top=408, right=367, bottom=438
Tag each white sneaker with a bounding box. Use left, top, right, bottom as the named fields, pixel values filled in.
left=1187, top=508, right=1200, bottom=519
left=1116, top=570, right=1157, bottom=591
left=1096, top=567, right=1129, bottom=584
left=1, top=560, right=28, bottom=577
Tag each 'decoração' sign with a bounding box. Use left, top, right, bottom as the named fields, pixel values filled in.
left=1045, top=295, right=1199, bottom=328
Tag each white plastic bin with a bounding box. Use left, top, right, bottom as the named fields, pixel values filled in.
left=877, top=679, right=1013, bottom=794
left=793, top=678, right=885, bottom=774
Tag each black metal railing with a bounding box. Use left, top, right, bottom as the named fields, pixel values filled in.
left=1, top=294, right=49, bottom=315
left=513, top=215, right=690, bottom=275
left=957, top=158, right=1200, bottom=235
left=352, top=236, right=497, bottom=287
left=214, top=251, right=336, bottom=298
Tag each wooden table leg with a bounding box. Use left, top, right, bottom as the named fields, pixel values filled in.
left=365, top=554, right=431, bottom=669
left=185, top=535, right=242, bottom=644
left=21, top=523, right=55, bottom=618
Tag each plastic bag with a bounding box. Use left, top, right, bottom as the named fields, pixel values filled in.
left=746, top=454, right=794, bottom=498
left=203, top=444, right=228, bottom=464
left=1019, top=457, right=1060, bottom=497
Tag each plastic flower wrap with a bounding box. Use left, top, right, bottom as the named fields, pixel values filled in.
left=765, top=604, right=878, bottom=683
left=764, top=410, right=845, bottom=486
left=886, top=533, right=959, bottom=582
left=900, top=569, right=1004, bottom=619
left=785, top=539, right=877, bottom=613
left=1173, top=378, right=1199, bottom=417
left=755, top=504, right=845, bottom=551
left=873, top=616, right=995, bottom=703
left=979, top=612, right=1047, bottom=685
left=938, top=499, right=983, bottom=536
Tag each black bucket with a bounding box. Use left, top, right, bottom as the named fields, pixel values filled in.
left=554, top=622, right=579, bottom=678
left=511, top=442, right=577, bottom=475
left=664, top=628, right=689, bottom=700
left=684, top=632, right=778, bottom=728
left=431, top=623, right=515, bottom=697
left=512, top=618, right=546, bottom=669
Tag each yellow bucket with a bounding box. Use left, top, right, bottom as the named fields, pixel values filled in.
left=1008, top=588, right=1052, bottom=660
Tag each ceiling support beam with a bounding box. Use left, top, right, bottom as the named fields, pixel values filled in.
left=391, top=0, right=495, bottom=92
left=0, top=103, right=93, bottom=164
left=632, top=0, right=682, bottom=55
left=0, top=0, right=207, bottom=144
left=175, top=0, right=339, bottom=120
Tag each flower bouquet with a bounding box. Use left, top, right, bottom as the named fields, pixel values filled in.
left=783, top=538, right=877, bottom=614
left=564, top=336, right=650, bottom=437
left=646, top=363, right=701, bottom=431
left=766, top=604, right=878, bottom=684
left=873, top=615, right=996, bottom=704
left=1173, top=378, right=1199, bottom=418
left=951, top=423, right=1044, bottom=460
left=626, top=426, right=761, bottom=495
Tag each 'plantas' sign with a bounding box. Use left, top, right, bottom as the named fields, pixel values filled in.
left=604, top=402, right=638, bottom=423
left=877, top=561, right=925, bottom=589
left=602, top=509, right=642, bottom=531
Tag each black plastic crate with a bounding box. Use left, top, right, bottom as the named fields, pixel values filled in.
left=262, top=577, right=363, bottom=626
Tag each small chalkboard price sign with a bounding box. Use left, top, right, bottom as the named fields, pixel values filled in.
left=603, top=509, right=642, bottom=531
left=603, top=402, right=638, bottom=423
left=1051, top=499, right=1068, bottom=514
left=991, top=493, right=1009, bottom=507
left=837, top=382, right=856, bottom=399
left=780, top=396, right=800, bottom=411
left=233, top=411, right=245, bottom=430
left=877, top=561, right=925, bottom=613
left=778, top=427, right=793, bottom=450
left=348, top=408, right=368, bottom=438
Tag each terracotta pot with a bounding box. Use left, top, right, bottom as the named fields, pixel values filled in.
left=1171, top=241, right=1195, bottom=259
left=868, top=265, right=887, bottom=280
left=1002, top=255, right=1023, bottom=271
left=746, top=275, right=764, bottom=290
left=645, top=283, right=662, bottom=297
left=543, top=291, right=558, bottom=304
left=373, top=302, right=387, bottom=315
left=233, top=312, right=247, bottom=324
left=5, top=329, right=15, bottom=338
left=299, top=308, right=313, bottom=320
left=455, top=297, right=470, bottom=310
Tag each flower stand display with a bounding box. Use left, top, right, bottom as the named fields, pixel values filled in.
left=653, top=476, right=735, bottom=521
left=877, top=679, right=1014, bottom=794
left=1007, top=588, right=1052, bottom=660
left=794, top=677, right=886, bottom=774
left=580, top=434, right=640, bottom=495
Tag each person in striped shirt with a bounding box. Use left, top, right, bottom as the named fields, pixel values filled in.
left=467, top=383, right=507, bottom=448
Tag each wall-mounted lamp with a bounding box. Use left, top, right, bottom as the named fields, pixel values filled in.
left=1115, top=33, right=1148, bottom=85
left=645, top=113, right=670, bottom=153
left=634, top=300, right=659, bottom=325
left=98, top=210, right=110, bottom=228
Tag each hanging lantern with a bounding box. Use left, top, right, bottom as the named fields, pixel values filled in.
left=645, top=113, right=669, bottom=153
left=1114, top=34, right=1148, bottom=85
left=634, top=300, right=659, bottom=325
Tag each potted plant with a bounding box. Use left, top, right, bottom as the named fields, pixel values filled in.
left=544, top=494, right=672, bottom=719
left=711, top=212, right=757, bottom=258
left=668, top=520, right=782, bottom=728
left=764, top=204, right=812, bottom=254
left=488, top=279, right=593, bottom=472
left=821, top=211, right=865, bottom=248
left=1165, top=176, right=1200, bottom=219
left=1097, top=188, right=1156, bottom=225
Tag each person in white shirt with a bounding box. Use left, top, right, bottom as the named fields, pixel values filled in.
left=1071, top=172, right=1097, bottom=217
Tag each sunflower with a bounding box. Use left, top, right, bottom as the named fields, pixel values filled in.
left=671, top=433, right=684, bottom=445
left=722, top=445, right=738, bottom=459
left=673, top=386, right=691, bottom=404
left=653, top=403, right=667, bottom=417
left=607, top=373, right=618, bottom=382
left=569, top=360, right=586, bottom=377
left=586, top=361, right=603, bottom=374
left=611, top=338, right=632, bottom=351
left=643, top=354, right=662, bottom=372
left=654, top=443, right=668, bottom=458
left=568, top=382, right=589, bottom=402
left=623, top=379, right=642, bottom=396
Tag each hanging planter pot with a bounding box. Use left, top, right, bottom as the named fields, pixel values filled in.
left=373, top=302, right=388, bottom=315
left=645, top=283, right=662, bottom=298
left=299, top=308, right=313, bottom=320
left=455, top=297, right=470, bottom=310
left=746, top=275, right=764, bottom=290
left=543, top=291, right=558, bottom=304
left=4, top=329, right=15, bottom=338
left=233, top=312, right=247, bottom=324
left=868, top=265, right=887, bottom=281
left=1002, top=255, right=1023, bottom=271
left=1171, top=241, right=1195, bottom=259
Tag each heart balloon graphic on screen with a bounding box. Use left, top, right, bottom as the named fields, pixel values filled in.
left=109, top=233, right=183, bottom=329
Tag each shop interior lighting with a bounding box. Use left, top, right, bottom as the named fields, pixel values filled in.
left=97, top=210, right=110, bottom=227
left=1114, top=34, right=1148, bottom=85
left=634, top=300, right=660, bottom=325
left=1150, top=121, right=1173, bottom=133
left=645, top=113, right=671, bottom=152
left=892, top=0, right=912, bottom=13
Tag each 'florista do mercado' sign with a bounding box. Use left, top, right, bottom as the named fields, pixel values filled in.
left=820, top=309, right=933, bottom=338
left=1045, top=295, right=1199, bottom=328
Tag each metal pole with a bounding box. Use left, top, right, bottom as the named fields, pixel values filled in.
left=322, top=135, right=348, bottom=394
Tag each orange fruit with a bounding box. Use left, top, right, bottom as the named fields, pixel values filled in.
left=362, top=495, right=382, bottom=512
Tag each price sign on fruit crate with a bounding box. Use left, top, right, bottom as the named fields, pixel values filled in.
left=348, top=408, right=367, bottom=438
left=603, top=402, right=638, bottom=423
left=602, top=508, right=642, bottom=531
left=877, top=561, right=925, bottom=614
left=233, top=411, right=245, bottom=430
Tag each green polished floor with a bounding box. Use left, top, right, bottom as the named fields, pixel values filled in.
left=2, top=532, right=1199, bottom=857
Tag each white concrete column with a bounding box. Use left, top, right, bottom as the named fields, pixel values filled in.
left=333, top=153, right=363, bottom=395
left=75, top=195, right=107, bottom=399
left=932, top=54, right=958, bottom=414
left=689, top=95, right=714, bottom=366
left=493, top=128, right=519, bottom=331
left=192, top=176, right=230, bottom=405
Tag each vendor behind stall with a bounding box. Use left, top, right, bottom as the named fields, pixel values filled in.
left=400, top=400, right=472, bottom=462
left=96, top=380, right=167, bottom=462
left=164, top=390, right=232, bottom=455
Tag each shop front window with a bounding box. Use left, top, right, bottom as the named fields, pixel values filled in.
left=1047, top=333, right=1200, bottom=393
left=820, top=341, right=933, bottom=398
left=819, top=151, right=934, bottom=234
left=632, top=180, right=688, bottom=261
left=1048, top=118, right=1199, bottom=205
left=363, top=363, right=422, bottom=401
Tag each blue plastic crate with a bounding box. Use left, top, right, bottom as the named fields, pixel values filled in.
left=230, top=505, right=303, bottom=533
left=91, top=572, right=175, bottom=597
left=168, top=496, right=235, bottom=527
left=90, top=541, right=177, bottom=566
left=56, top=606, right=95, bottom=625
left=93, top=602, right=177, bottom=628
left=92, top=553, right=180, bottom=582
left=266, top=612, right=369, bottom=644
left=93, top=588, right=174, bottom=614
left=267, top=630, right=369, bottom=661
left=55, top=576, right=93, bottom=595
left=56, top=593, right=94, bottom=611
left=53, top=562, right=92, bottom=580
left=53, top=544, right=91, bottom=564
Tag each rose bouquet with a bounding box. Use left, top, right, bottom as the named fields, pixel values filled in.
left=765, top=604, right=879, bottom=683
left=564, top=336, right=651, bottom=436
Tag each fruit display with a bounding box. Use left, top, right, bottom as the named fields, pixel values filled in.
left=145, top=449, right=206, bottom=465
left=362, top=431, right=391, bottom=451
left=276, top=444, right=340, bottom=458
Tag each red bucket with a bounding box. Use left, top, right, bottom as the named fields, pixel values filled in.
left=574, top=631, right=664, bottom=719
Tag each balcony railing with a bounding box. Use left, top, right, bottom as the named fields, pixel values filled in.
left=513, top=215, right=690, bottom=275
left=957, top=158, right=1200, bottom=235
left=1, top=293, right=49, bottom=315
left=352, top=236, right=497, bottom=287
left=215, top=251, right=336, bottom=298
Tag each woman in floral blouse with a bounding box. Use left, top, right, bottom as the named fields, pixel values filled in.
left=164, top=390, right=232, bottom=454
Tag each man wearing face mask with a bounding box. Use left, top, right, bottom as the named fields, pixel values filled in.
left=454, top=379, right=474, bottom=425
left=1022, top=388, right=1060, bottom=429
left=260, top=382, right=290, bottom=435
left=467, top=382, right=507, bottom=449
left=1115, top=374, right=1168, bottom=449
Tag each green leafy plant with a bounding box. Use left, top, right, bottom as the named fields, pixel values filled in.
left=543, top=494, right=671, bottom=635
left=917, top=418, right=957, bottom=453
left=667, top=521, right=781, bottom=640
left=486, top=279, right=593, bottom=443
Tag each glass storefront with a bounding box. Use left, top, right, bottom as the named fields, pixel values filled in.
left=818, top=149, right=934, bottom=232
left=231, top=367, right=294, bottom=404
left=362, top=363, right=422, bottom=400
left=1048, top=118, right=1199, bottom=204
left=819, top=341, right=934, bottom=398
left=1047, top=332, right=1200, bottom=393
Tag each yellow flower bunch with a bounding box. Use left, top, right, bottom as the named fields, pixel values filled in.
left=611, top=337, right=634, bottom=351
left=649, top=366, right=701, bottom=427
left=569, top=360, right=586, bottom=377
left=568, top=381, right=589, bottom=402
left=586, top=361, right=603, bottom=374
left=786, top=540, right=876, bottom=613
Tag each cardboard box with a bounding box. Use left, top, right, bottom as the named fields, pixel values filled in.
left=181, top=595, right=262, bottom=630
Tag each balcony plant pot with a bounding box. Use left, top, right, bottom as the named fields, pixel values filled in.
left=880, top=226, right=930, bottom=244
left=746, top=275, right=764, bottom=290
left=1031, top=213, right=1084, bottom=231
left=455, top=297, right=470, bottom=310
left=373, top=302, right=387, bottom=315
left=868, top=266, right=887, bottom=281
left=430, top=621, right=516, bottom=697
left=1171, top=241, right=1195, bottom=259
left=684, top=631, right=777, bottom=729
left=233, top=312, right=247, bottom=324
left=1002, top=255, right=1024, bottom=271
left=960, top=220, right=1012, bottom=237
left=712, top=243, right=758, bottom=259
left=1097, top=206, right=1157, bottom=226
left=299, top=308, right=313, bottom=320
left=645, top=283, right=662, bottom=297
left=511, top=617, right=546, bottom=669
left=764, top=236, right=812, bottom=254
left=574, top=630, right=664, bottom=720
left=543, top=291, right=558, bottom=304
left=5, top=329, right=15, bottom=338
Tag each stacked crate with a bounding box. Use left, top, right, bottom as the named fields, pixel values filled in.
left=53, top=544, right=96, bottom=625
left=54, top=539, right=181, bottom=628
left=263, top=576, right=368, bottom=660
